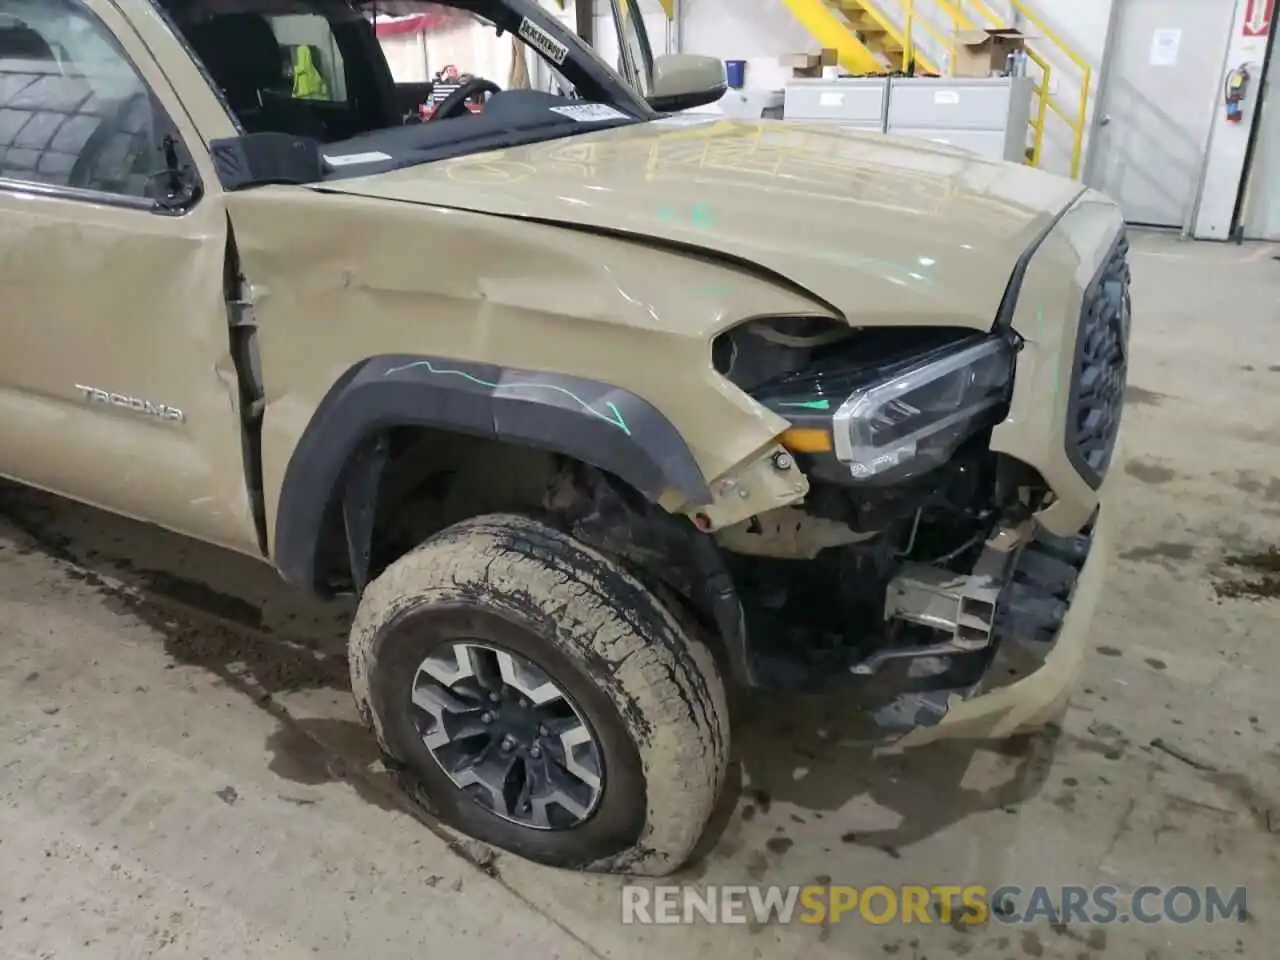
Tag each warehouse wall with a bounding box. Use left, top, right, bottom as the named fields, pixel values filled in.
left=679, top=0, right=814, bottom=92
left=673, top=0, right=1116, bottom=177
left=1194, top=0, right=1275, bottom=239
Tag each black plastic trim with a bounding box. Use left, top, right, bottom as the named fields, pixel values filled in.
left=1065, top=229, right=1130, bottom=490
left=273, top=354, right=711, bottom=593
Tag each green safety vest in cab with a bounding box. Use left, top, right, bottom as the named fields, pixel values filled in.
left=292, top=45, right=330, bottom=100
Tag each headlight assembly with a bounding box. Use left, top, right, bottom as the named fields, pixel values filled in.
left=832, top=338, right=1013, bottom=483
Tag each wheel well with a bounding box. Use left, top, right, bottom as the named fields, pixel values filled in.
left=313, top=428, right=712, bottom=621
left=309, top=428, right=551, bottom=590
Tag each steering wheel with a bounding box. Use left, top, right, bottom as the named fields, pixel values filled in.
left=428, top=77, right=502, bottom=121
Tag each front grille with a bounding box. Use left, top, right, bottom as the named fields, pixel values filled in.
left=1066, top=232, right=1131, bottom=488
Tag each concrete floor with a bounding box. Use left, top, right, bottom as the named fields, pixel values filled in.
left=1, top=230, right=1278, bottom=960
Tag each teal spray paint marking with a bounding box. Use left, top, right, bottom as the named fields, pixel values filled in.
left=383, top=360, right=631, bottom=435
left=658, top=202, right=716, bottom=229
left=776, top=398, right=832, bottom=411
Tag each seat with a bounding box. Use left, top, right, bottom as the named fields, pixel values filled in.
left=186, top=13, right=284, bottom=114
left=185, top=13, right=326, bottom=140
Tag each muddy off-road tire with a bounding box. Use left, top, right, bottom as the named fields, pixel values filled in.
left=349, top=513, right=729, bottom=875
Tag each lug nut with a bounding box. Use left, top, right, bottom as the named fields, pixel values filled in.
left=481, top=711, right=494, bottom=724
left=772, top=452, right=794, bottom=471
left=530, top=745, right=541, bottom=759
left=501, top=736, right=514, bottom=752
left=538, top=725, right=548, bottom=737
left=488, top=691, right=501, bottom=703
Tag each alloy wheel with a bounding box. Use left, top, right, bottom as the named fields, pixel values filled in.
left=409, top=640, right=604, bottom=829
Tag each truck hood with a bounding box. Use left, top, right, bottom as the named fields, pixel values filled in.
left=313, top=117, right=1086, bottom=329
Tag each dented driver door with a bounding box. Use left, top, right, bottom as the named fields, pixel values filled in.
left=0, top=0, right=263, bottom=556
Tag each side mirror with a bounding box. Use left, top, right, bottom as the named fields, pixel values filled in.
left=646, top=54, right=727, bottom=113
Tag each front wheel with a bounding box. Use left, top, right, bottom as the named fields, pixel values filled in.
left=348, top=513, right=729, bottom=875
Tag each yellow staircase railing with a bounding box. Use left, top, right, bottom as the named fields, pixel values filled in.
left=955, top=0, right=1091, bottom=177
left=740, top=0, right=1091, bottom=178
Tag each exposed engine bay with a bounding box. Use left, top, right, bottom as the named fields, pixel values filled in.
left=691, top=317, right=1080, bottom=713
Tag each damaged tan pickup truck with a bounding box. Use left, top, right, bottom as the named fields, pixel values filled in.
left=0, top=0, right=1129, bottom=875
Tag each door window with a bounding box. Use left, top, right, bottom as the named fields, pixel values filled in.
left=0, top=0, right=173, bottom=199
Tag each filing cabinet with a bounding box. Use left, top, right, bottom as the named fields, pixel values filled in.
left=886, top=76, right=1033, bottom=163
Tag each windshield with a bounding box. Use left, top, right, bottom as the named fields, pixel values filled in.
left=160, top=0, right=658, bottom=184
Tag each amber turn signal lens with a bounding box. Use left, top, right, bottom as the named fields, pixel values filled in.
left=779, top=427, right=833, bottom=454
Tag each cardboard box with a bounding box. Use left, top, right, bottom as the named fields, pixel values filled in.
left=781, top=48, right=838, bottom=78
left=951, top=28, right=1029, bottom=77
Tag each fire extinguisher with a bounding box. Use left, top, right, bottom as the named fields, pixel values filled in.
left=1225, top=63, right=1251, bottom=123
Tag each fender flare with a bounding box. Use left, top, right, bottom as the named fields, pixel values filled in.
left=272, top=354, right=711, bottom=592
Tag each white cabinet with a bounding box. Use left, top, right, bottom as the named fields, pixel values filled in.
left=783, top=78, right=889, bottom=128
left=781, top=76, right=1034, bottom=163
left=886, top=77, right=1033, bottom=163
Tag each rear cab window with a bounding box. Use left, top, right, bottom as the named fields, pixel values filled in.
left=269, top=14, right=348, bottom=103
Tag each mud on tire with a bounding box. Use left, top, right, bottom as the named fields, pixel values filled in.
left=348, top=513, right=730, bottom=875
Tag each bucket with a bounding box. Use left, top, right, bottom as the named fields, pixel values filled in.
left=725, top=59, right=747, bottom=90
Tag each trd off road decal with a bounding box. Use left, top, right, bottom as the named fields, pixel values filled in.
left=518, top=16, right=568, bottom=65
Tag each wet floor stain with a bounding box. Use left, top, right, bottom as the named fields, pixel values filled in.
left=1124, top=459, right=1177, bottom=485
left=0, top=485, right=349, bottom=695
left=1213, top=546, right=1280, bottom=601
left=1124, top=385, right=1168, bottom=406
left=131, top=569, right=265, bottom=630
left=1232, top=471, right=1280, bottom=503
left=764, top=835, right=793, bottom=855
left=215, top=785, right=240, bottom=806
left=1072, top=724, right=1127, bottom=761
left=1096, top=645, right=1123, bottom=657
left=264, top=718, right=402, bottom=813
left=1118, top=541, right=1197, bottom=564
left=1145, top=658, right=1168, bottom=671
left=156, top=615, right=349, bottom=695
left=0, top=485, right=532, bottom=887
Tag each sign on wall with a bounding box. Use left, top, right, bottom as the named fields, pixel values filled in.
left=1243, top=0, right=1273, bottom=37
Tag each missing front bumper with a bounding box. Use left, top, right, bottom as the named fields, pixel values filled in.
left=881, top=511, right=1112, bottom=745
